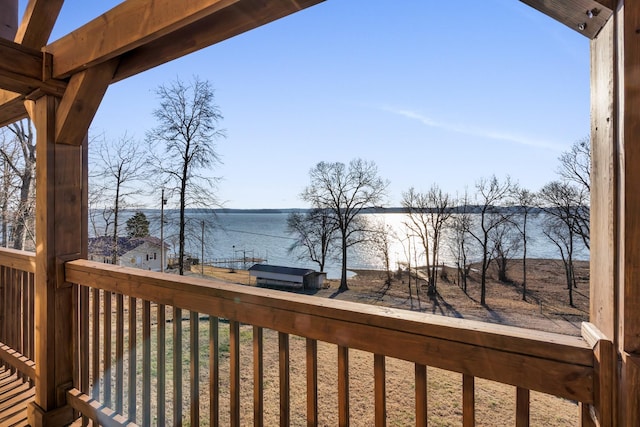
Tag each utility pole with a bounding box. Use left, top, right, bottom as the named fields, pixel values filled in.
left=160, top=189, right=167, bottom=273
left=201, top=220, right=205, bottom=276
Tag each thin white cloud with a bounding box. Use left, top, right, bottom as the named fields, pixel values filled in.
left=383, top=107, right=564, bottom=151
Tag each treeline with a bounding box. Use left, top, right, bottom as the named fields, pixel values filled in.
left=287, top=138, right=590, bottom=307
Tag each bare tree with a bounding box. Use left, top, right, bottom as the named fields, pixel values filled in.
left=490, top=220, right=521, bottom=283
left=402, top=185, right=453, bottom=295
left=0, top=120, right=36, bottom=250
left=147, top=76, right=225, bottom=275
left=301, top=159, right=388, bottom=291
left=449, top=192, right=474, bottom=294
left=558, top=137, right=590, bottom=249
left=370, top=219, right=394, bottom=284
left=512, top=187, right=537, bottom=300
left=466, top=175, right=514, bottom=305
left=538, top=181, right=587, bottom=307
left=287, top=208, right=338, bottom=272
left=0, top=131, right=19, bottom=247
left=90, top=133, right=148, bottom=263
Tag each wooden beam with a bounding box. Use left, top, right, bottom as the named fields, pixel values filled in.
left=0, top=38, right=66, bottom=97
left=14, top=0, right=65, bottom=48
left=0, top=91, right=26, bottom=127
left=520, top=0, right=613, bottom=39
left=0, top=38, right=44, bottom=94
left=55, top=59, right=118, bottom=146
left=46, top=0, right=242, bottom=79
left=114, top=0, right=325, bottom=81
left=46, top=0, right=325, bottom=80
left=0, top=0, right=18, bottom=40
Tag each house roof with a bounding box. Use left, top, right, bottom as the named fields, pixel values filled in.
left=88, top=236, right=168, bottom=257
left=248, top=264, right=315, bottom=277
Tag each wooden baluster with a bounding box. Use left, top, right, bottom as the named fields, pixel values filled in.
left=128, top=296, right=137, bottom=423
left=91, top=289, right=100, bottom=401
left=157, top=304, right=166, bottom=426
left=463, top=374, right=475, bottom=427
left=0, top=266, right=4, bottom=352
left=210, top=316, right=219, bottom=427
left=415, top=364, right=427, bottom=427
left=229, top=320, right=240, bottom=427
left=279, top=332, right=290, bottom=427
left=143, top=300, right=151, bottom=426
left=103, top=290, right=112, bottom=408
left=8, top=267, right=14, bottom=373
left=516, top=387, right=530, bottom=427
left=115, top=293, right=124, bottom=415
left=253, top=326, right=263, bottom=427
left=374, top=354, right=386, bottom=427
left=338, top=346, right=349, bottom=427
left=190, top=310, right=200, bottom=427
left=28, top=272, right=34, bottom=384
left=306, top=338, right=318, bottom=427
left=79, top=284, right=89, bottom=426
left=173, top=307, right=183, bottom=425
left=18, top=269, right=26, bottom=381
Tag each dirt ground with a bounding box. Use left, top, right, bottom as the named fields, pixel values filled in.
left=318, top=258, right=590, bottom=336
left=195, top=258, right=589, bottom=336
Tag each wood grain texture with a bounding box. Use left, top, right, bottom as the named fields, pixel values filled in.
left=55, top=59, right=118, bottom=146
left=30, top=94, right=82, bottom=420
left=14, top=0, right=64, bottom=48
left=589, top=10, right=617, bottom=344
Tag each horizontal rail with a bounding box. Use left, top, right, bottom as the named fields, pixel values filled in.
left=0, top=342, right=35, bottom=378
left=66, top=259, right=595, bottom=403
left=0, top=248, right=35, bottom=273
left=67, top=388, right=137, bottom=427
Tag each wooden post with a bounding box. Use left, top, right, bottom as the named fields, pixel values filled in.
left=0, top=0, right=18, bottom=40
left=588, top=1, right=640, bottom=425
left=25, top=94, right=86, bottom=426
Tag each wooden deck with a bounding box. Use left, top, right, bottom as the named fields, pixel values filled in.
left=0, top=366, right=34, bottom=427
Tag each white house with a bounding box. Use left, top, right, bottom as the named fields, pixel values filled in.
left=88, top=236, right=169, bottom=272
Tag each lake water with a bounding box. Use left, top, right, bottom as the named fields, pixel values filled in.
left=95, top=210, right=589, bottom=279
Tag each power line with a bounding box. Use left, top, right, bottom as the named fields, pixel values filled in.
left=220, top=228, right=296, bottom=241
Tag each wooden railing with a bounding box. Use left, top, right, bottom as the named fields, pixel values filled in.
left=0, top=248, right=35, bottom=382
left=62, top=259, right=607, bottom=426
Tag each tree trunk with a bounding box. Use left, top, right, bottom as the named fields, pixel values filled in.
left=339, top=233, right=348, bottom=291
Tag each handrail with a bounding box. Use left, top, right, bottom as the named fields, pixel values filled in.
left=0, top=341, right=35, bottom=378
left=0, top=247, right=35, bottom=272
left=65, top=259, right=594, bottom=403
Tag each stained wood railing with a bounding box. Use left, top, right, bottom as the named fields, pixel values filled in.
left=60, top=259, right=609, bottom=426
left=0, top=248, right=35, bottom=382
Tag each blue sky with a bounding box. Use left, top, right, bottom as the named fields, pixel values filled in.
left=25, top=0, right=590, bottom=209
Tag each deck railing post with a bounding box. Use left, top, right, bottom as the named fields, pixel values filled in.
left=25, top=94, right=87, bottom=426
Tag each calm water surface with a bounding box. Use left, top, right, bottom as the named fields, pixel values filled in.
left=96, top=210, right=589, bottom=279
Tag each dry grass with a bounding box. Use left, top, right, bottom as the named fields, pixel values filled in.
left=171, top=258, right=586, bottom=425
